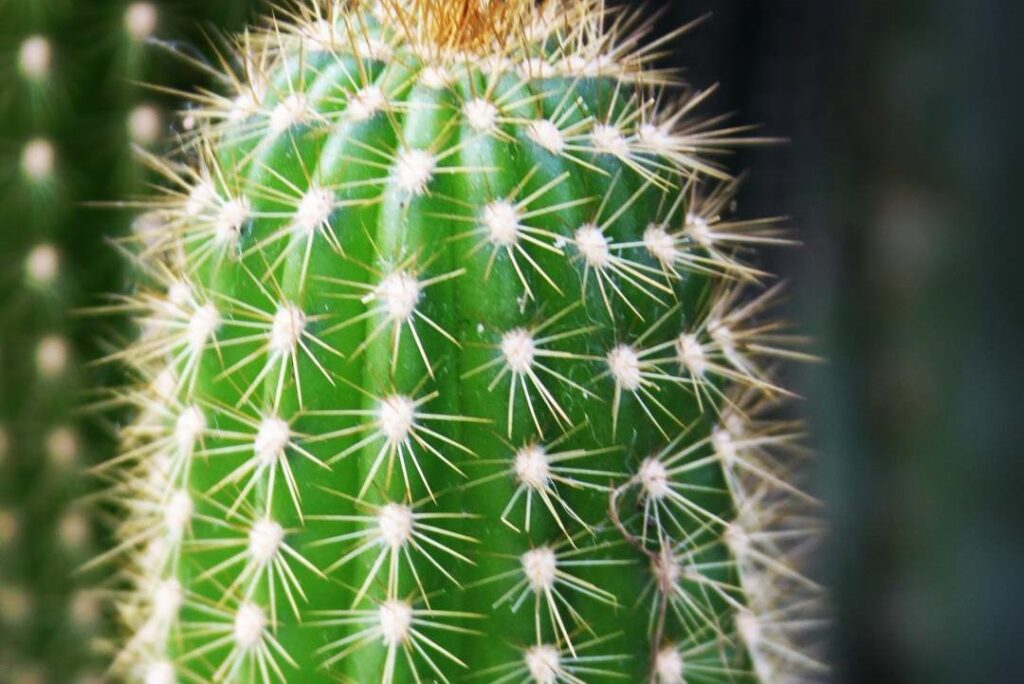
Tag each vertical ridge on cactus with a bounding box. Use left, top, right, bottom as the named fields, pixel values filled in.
left=99, top=1, right=828, bottom=682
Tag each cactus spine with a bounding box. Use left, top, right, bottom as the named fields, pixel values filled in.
left=103, top=1, right=827, bottom=682
left=0, top=2, right=256, bottom=682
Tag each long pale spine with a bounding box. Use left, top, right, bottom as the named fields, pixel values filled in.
left=102, top=2, right=827, bottom=683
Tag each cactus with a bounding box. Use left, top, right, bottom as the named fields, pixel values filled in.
left=101, top=1, right=827, bottom=682
left=0, top=7, right=140, bottom=681
left=0, top=2, right=257, bottom=682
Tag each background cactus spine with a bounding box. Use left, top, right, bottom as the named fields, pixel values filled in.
left=101, top=1, right=827, bottom=682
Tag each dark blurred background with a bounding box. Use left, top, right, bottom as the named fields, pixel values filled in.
left=613, top=1, right=1022, bottom=682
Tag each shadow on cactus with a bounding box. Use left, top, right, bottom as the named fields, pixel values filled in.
left=97, top=1, right=828, bottom=682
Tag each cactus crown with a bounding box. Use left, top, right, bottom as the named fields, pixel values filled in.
left=98, top=1, right=827, bottom=682
left=375, top=0, right=535, bottom=53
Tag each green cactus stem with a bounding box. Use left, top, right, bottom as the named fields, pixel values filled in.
left=101, top=1, right=827, bottom=682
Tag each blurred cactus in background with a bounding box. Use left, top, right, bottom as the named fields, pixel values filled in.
left=0, top=2, right=258, bottom=681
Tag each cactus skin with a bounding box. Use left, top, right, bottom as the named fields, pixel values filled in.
left=0, top=2, right=257, bottom=682
left=103, top=1, right=827, bottom=683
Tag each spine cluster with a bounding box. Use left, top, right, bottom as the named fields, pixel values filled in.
left=98, top=2, right=828, bottom=683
